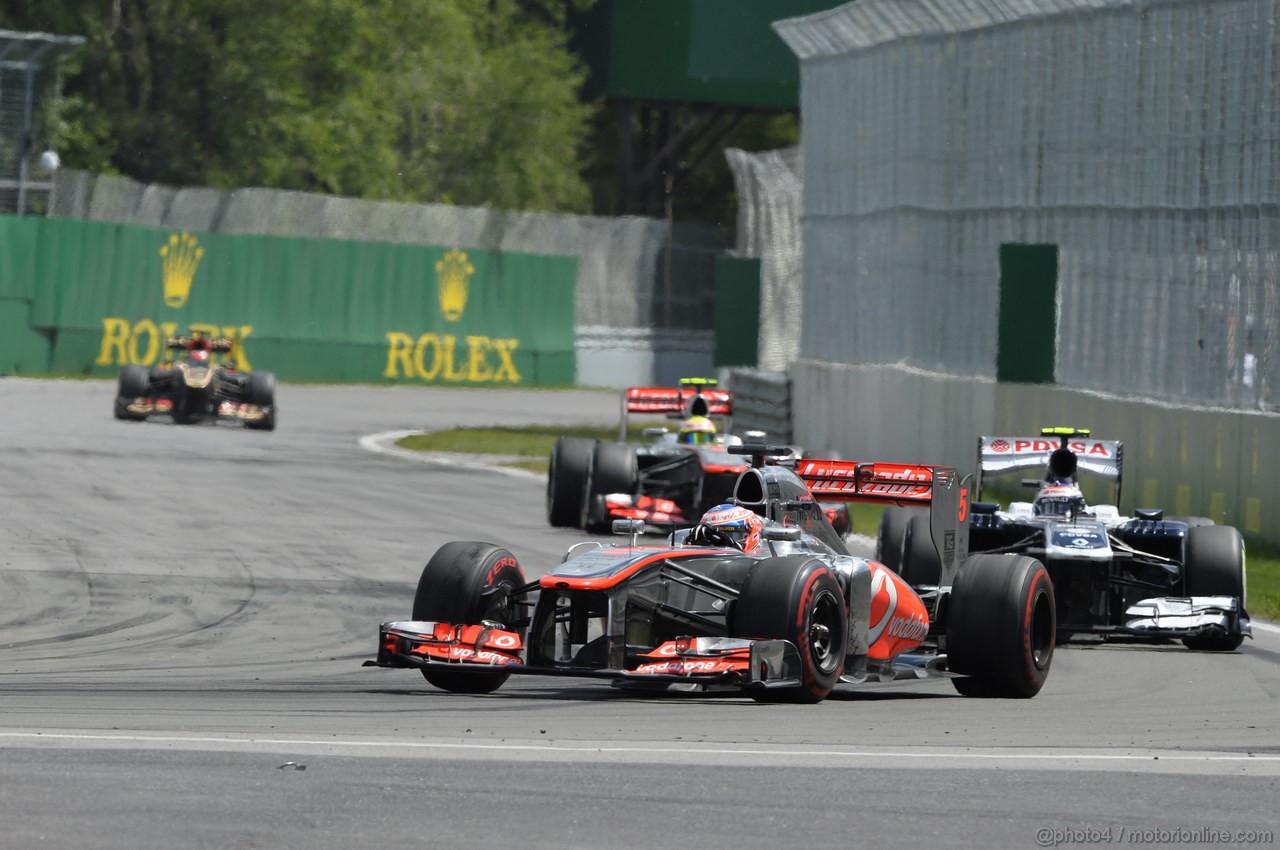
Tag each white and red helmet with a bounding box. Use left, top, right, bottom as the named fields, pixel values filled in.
left=1033, top=484, right=1086, bottom=517
left=697, top=504, right=764, bottom=553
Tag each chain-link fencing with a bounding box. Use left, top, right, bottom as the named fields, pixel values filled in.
left=766, top=0, right=1280, bottom=411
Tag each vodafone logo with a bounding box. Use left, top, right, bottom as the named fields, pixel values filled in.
left=887, top=614, right=929, bottom=642
left=867, top=567, right=897, bottom=645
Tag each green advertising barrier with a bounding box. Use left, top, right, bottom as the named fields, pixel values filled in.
left=0, top=215, right=577, bottom=385
left=0, top=217, right=50, bottom=373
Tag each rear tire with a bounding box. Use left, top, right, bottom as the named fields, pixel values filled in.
left=1168, top=515, right=1214, bottom=528
left=547, top=437, right=594, bottom=528
left=583, top=441, right=638, bottom=532
left=412, top=542, right=527, bottom=693
left=900, top=514, right=942, bottom=587
left=947, top=554, right=1055, bottom=698
left=731, top=556, right=848, bottom=703
left=1180, top=525, right=1246, bottom=652
left=877, top=506, right=924, bottom=574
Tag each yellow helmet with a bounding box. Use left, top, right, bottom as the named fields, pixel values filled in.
left=679, top=416, right=716, bottom=446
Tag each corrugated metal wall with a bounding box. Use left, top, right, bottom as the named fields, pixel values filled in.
left=776, top=0, right=1279, bottom=409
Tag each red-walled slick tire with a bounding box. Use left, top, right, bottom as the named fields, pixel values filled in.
left=947, top=554, right=1055, bottom=698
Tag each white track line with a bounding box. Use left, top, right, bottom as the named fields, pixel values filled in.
left=3, top=731, right=1278, bottom=764
left=357, top=429, right=544, bottom=481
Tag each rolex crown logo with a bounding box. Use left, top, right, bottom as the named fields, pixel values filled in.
left=436, top=249, right=474, bottom=322
left=160, top=231, right=205, bottom=308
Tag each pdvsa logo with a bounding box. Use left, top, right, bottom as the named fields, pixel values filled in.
left=160, top=232, right=204, bottom=308
left=436, top=248, right=474, bottom=322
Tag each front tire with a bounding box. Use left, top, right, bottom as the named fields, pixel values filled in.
left=731, top=556, right=848, bottom=703
left=1180, top=525, right=1246, bottom=652
left=547, top=437, right=594, bottom=528
left=412, top=542, right=527, bottom=693
left=247, top=370, right=276, bottom=407
left=114, top=364, right=149, bottom=420
left=583, top=441, right=638, bottom=532
left=947, top=554, right=1055, bottom=698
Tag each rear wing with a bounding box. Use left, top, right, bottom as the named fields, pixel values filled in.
left=619, top=377, right=733, bottom=439
left=976, top=427, right=1123, bottom=503
left=165, top=335, right=234, bottom=353
left=795, top=457, right=969, bottom=581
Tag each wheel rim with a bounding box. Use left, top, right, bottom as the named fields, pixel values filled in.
left=1029, top=586, right=1054, bottom=670
left=808, top=589, right=845, bottom=675
left=481, top=578, right=522, bottom=628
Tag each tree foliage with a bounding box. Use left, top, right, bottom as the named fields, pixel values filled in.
left=2, top=0, right=596, bottom=212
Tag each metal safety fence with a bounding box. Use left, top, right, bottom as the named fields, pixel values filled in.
left=760, top=0, right=1280, bottom=411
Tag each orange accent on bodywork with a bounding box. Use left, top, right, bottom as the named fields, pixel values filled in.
left=405, top=623, right=523, bottom=665
left=866, top=564, right=931, bottom=660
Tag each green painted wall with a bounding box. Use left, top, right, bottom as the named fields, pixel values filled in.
left=713, top=255, right=761, bottom=367
left=997, top=243, right=1059, bottom=384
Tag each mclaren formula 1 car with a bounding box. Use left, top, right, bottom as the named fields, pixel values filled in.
left=546, top=378, right=851, bottom=537
left=367, top=445, right=1056, bottom=702
left=879, top=427, right=1250, bottom=651
left=113, top=333, right=277, bottom=430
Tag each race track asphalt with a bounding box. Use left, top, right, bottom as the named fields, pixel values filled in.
left=2, top=378, right=1277, bottom=850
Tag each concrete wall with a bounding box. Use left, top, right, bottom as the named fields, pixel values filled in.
left=576, top=326, right=714, bottom=389
left=792, top=359, right=1279, bottom=542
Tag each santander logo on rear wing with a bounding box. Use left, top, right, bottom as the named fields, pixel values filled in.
left=623, top=386, right=733, bottom=418
left=795, top=458, right=953, bottom=504
left=796, top=457, right=970, bottom=578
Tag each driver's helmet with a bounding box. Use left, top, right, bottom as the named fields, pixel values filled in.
left=678, top=415, right=716, bottom=446
left=191, top=349, right=210, bottom=363
left=1033, top=484, right=1087, bottom=518
left=693, top=504, right=763, bottom=553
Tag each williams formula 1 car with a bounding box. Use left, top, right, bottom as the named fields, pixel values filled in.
left=367, top=445, right=1056, bottom=702
left=546, top=378, right=850, bottom=537
left=113, top=332, right=277, bottom=430
left=879, top=427, right=1250, bottom=651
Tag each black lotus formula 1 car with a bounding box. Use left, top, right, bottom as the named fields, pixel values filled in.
left=879, top=427, right=1250, bottom=651
left=113, top=333, right=277, bottom=430
left=368, top=444, right=1057, bottom=703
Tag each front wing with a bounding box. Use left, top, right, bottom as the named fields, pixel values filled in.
left=121, top=397, right=272, bottom=425
left=366, top=620, right=806, bottom=690
left=1121, top=596, right=1251, bottom=640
